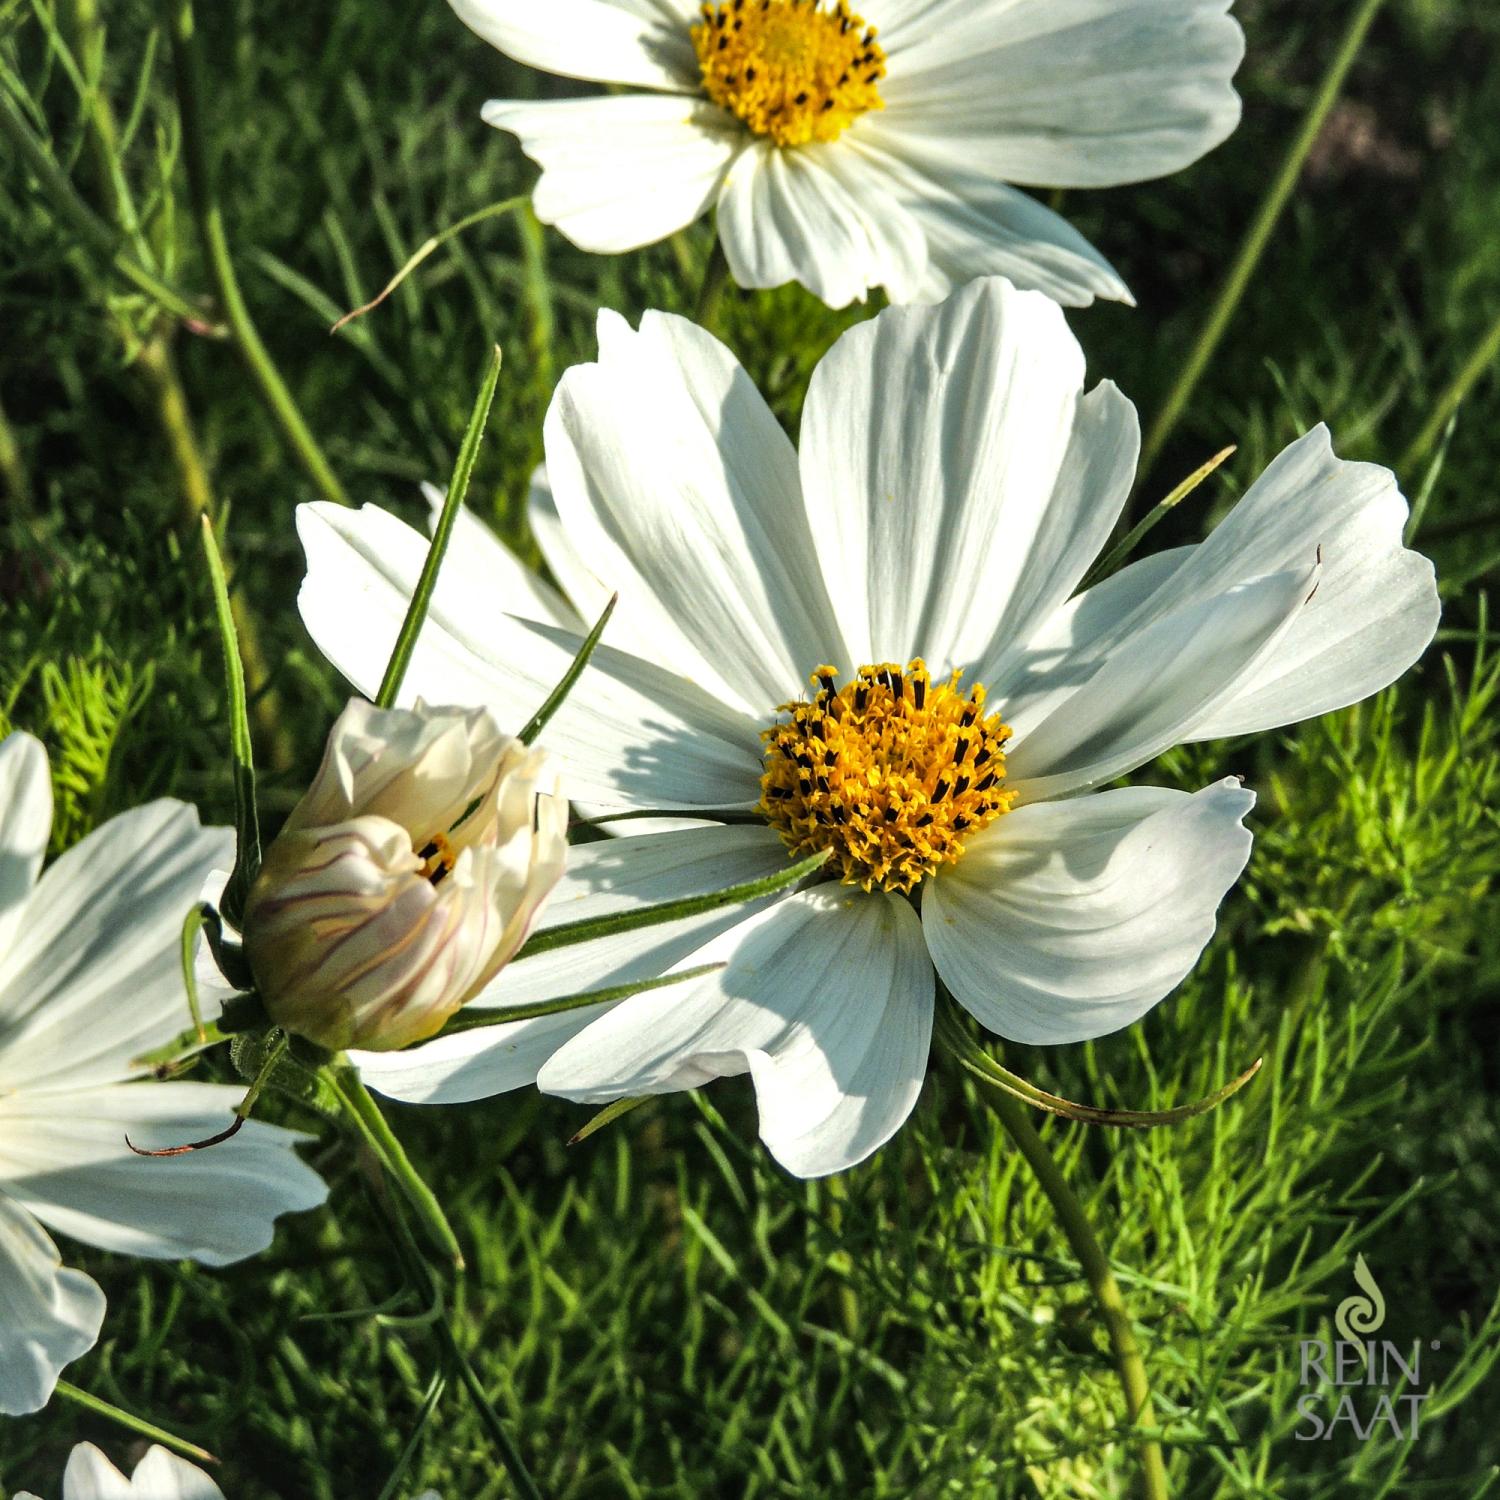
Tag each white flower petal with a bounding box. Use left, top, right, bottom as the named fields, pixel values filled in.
left=0, top=801, right=232, bottom=1093
left=296, top=502, right=765, bottom=810
left=979, top=545, right=1195, bottom=721
left=526, top=463, right=615, bottom=635
left=0, top=1194, right=104, bottom=1417
left=717, top=138, right=929, bottom=307
left=924, top=779, right=1254, bottom=1043
left=58, top=1444, right=227, bottom=1500
left=0, top=733, right=52, bottom=958
left=1171, top=428, right=1441, bottom=738
left=539, top=886, right=934, bottom=1177
left=57, top=1445, right=135, bottom=1500
left=1005, top=564, right=1317, bottom=801
left=421, top=481, right=579, bottom=630
left=448, top=0, right=701, bottom=90
left=121, top=1448, right=226, bottom=1500
left=999, top=428, right=1441, bottom=748
left=546, top=308, right=848, bottom=710
left=878, top=0, right=1243, bottom=188
left=799, top=277, right=1127, bottom=672
left=355, top=825, right=789, bottom=1104
left=483, top=95, right=742, bottom=254
left=843, top=133, right=1132, bottom=306
left=0, top=1082, right=326, bottom=1265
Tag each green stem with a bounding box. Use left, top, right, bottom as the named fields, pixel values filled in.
left=329, top=1067, right=466, bottom=1273
left=161, top=0, right=349, bottom=507
left=439, top=1322, right=544, bottom=1500
left=989, top=1091, right=1169, bottom=1500
left=55, top=1379, right=217, bottom=1465
left=0, top=89, right=207, bottom=326
left=1138, top=0, right=1387, bottom=478
left=1399, top=305, right=1500, bottom=476
left=695, top=235, right=731, bottom=332
left=355, top=1129, right=544, bottom=1500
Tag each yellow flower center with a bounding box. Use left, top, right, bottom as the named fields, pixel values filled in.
left=759, top=660, right=1017, bottom=894
left=692, top=0, right=886, bottom=148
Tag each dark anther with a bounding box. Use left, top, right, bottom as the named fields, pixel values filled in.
left=818, top=671, right=835, bottom=695
left=976, top=772, right=997, bottom=792
left=916, top=812, right=934, bottom=828
left=823, top=749, right=837, bottom=766
left=883, top=805, right=899, bottom=822
left=854, top=686, right=868, bottom=713
left=796, top=751, right=814, bottom=769
left=974, top=746, right=991, bottom=767
left=832, top=805, right=847, bottom=823
left=799, top=777, right=813, bottom=795
left=823, top=99, right=835, bottom=110
left=954, top=736, right=969, bottom=762
left=913, top=678, right=926, bottom=710
left=795, top=91, right=809, bottom=105
left=953, top=776, right=970, bottom=798
left=417, top=840, right=440, bottom=860
left=767, top=786, right=791, bottom=799
left=817, top=776, right=831, bottom=794
left=952, top=815, right=970, bottom=832
left=933, top=779, right=950, bottom=801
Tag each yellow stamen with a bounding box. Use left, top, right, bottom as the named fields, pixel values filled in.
left=759, top=660, right=1017, bottom=894
left=416, top=832, right=457, bottom=886
left=692, top=0, right=886, bottom=148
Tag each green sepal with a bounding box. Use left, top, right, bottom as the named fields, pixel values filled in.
left=376, top=345, right=502, bottom=711
left=516, top=848, right=830, bottom=960
left=218, top=989, right=271, bottom=1035
left=518, top=592, right=617, bottom=747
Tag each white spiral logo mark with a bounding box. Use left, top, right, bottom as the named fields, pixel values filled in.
left=1335, top=1253, right=1387, bottom=1349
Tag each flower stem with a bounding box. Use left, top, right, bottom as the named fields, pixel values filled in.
left=1138, top=0, right=1387, bottom=479
left=1399, top=304, right=1500, bottom=476
left=328, top=1067, right=466, bottom=1273
left=161, top=0, right=349, bottom=507
left=346, top=1097, right=545, bottom=1500
left=989, top=1089, right=1170, bottom=1500
left=695, top=234, right=731, bottom=331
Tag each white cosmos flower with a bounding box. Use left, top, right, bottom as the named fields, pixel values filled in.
left=447, top=0, right=1244, bottom=308
left=15, top=1442, right=439, bottom=1500
left=0, top=734, right=328, bottom=1415
left=294, top=275, right=1439, bottom=1177
left=14, top=1442, right=226, bottom=1500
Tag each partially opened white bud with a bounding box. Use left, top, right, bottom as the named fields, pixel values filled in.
left=243, top=698, right=567, bottom=1052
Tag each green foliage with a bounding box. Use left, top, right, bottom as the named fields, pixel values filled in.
left=2, top=0, right=1499, bottom=1496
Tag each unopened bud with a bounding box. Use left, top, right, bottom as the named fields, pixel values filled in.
left=243, top=699, right=566, bottom=1051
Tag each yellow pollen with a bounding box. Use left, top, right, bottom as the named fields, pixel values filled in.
left=759, top=660, right=1017, bottom=894
left=692, top=0, right=886, bottom=148
left=416, top=832, right=457, bottom=886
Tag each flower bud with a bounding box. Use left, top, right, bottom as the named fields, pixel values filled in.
left=242, top=698, right=566, bottom=1052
